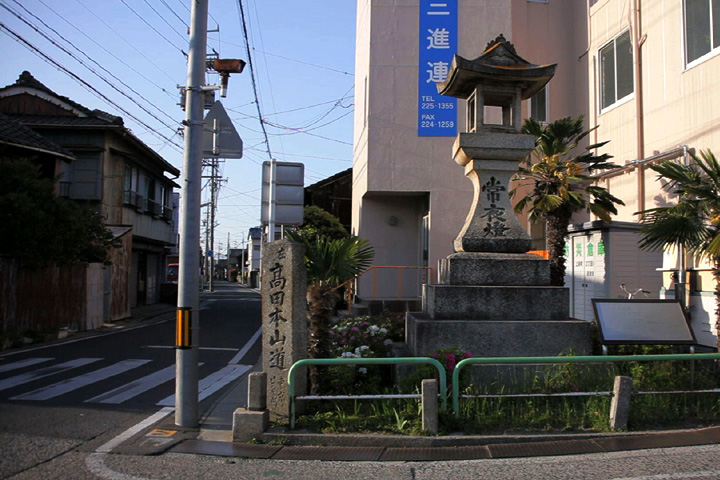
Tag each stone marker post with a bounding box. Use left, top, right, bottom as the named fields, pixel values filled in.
left=261, top=239, right=307, bottom=421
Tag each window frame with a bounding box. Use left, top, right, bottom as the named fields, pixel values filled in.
left=598, top=29, right=635, bottom=114
left=683, top=0, right=720, bottom=69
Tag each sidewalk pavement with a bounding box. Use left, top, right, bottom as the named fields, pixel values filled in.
left=125, top=297, right=720, bottom=462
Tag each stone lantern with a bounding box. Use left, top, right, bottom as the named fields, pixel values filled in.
left=405, top=35, right=591, bottom=363
left=437, top=34, right=556, bottom=253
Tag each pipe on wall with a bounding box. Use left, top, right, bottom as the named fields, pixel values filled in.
left=632, top=0, right=646, bottom=215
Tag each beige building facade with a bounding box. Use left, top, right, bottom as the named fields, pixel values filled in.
left=352, top=0, right=588, bottom=298
left=352, top=0, right=720, bottom=345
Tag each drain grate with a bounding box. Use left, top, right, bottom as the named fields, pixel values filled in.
left=270, top=446, right=385, bottom=461
left=380, top=446, right=491, bottom=461
left=488, top=439, right=603, bottom=459
left=171, top=440, right=280, bottom=459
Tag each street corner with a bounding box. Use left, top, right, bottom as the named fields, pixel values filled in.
left=108, top=415, right=199, bottom=457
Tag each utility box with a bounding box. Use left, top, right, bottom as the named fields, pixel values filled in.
left=564, top=221, right=663, bottom=321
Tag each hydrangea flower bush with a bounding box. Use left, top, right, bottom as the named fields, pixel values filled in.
left=325, top=313, right=405, bottom=394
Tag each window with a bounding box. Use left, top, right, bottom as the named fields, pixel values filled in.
left=529, top=85, right=548, bottom=123
left=467, top=91, right=476, bottom=132
left=599, top=30, right=634, bottom=110
left=684, top=0, right=720, bottom=65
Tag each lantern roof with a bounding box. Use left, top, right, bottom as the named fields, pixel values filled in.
left=437, top=34, right=556, bottom=100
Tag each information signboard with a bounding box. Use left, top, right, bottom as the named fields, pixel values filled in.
left=261, top=161, right=304, bottom=226
left=591, top=299, right=696, bottom=345
left=417, top=0, right=457, bottom=137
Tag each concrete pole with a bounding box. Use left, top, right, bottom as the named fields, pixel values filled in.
left=176, top=0, right=208, bottom=428
left=210, top=158, right=216, bottom=292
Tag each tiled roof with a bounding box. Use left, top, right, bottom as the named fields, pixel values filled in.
left=3, top=113, right=118, bottom=127
left=4, top=71, right=123, bottom=125
left=0, top=114, right=74, bottom=159
left=1, top=72, right=179, bottom=177
left=306, top=167, right=352, bottom=191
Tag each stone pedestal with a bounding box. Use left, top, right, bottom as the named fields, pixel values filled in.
left=407, top=252, right=592, bottom=359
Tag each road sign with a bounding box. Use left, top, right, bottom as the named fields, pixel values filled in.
left=202, top=101, right=243, bottom=158
left=261, top=160, right=304, bottom=226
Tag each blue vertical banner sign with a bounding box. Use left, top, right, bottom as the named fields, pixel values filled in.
left=418, top=0, right=458, bottom=137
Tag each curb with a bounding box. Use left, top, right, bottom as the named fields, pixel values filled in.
left=170, top=425, right=720, bottom=461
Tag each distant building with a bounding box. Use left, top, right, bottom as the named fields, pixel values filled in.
left=0, top=71, right=180, bottom=317
left=247, top=227, right=263, bottom=287
left=304, top=167, right=352, bottom=233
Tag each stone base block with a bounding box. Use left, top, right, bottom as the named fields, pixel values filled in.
left=232, top=408, right=269, bottom=443
left=439, top=252, right=550, bottom=286
left=424, top=284, right=569, bottom=320
left=406, top=313, right=591, bottom=358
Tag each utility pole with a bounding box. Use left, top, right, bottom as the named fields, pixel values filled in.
left=226, top=231, right=230, bottom=281
left=209, top=158, right=216, bottom=292
left=176, top=0, right=208, bottom=427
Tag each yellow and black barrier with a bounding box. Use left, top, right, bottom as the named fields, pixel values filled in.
left=176, top=307, right=191, bottom=349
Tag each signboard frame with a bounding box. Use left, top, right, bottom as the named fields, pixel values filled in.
left=417, top=0, right=458, bottom=137
left=591, top=299, right=696, bottom=345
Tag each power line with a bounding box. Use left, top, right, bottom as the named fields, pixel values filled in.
left=218, top=39, right=354, bottom=76
left=5, top=1, right=179, bottom=127
left=237, top=0, right=272, bottom=160
left=118, top=0, right=185, bottom=54
left=33, top=0, right=176, bottom=100
left=160, top=0, right=189, bottom=28
left=141, top=0, right=187, bottom=43
left=0, top=22, right=183, bottom=153
left=74, top=0, right=180, bottom=85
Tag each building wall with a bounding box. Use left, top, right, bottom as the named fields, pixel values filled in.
left=352, top=0, right=588, bottom=297
left=353, top=1, right=512, bottom=296
left=588, top=0, right=720, bottom=222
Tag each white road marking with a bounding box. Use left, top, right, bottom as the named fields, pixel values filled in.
left=155, top=363, right=252, bottom=406
left=85, top=362, right=204, bottom=404
left=0, top=358, right=101, bottom=392
left=85, top=364, right=176, bottom=404
left=228, top=327, right=262, bottom=364
left=86, top=406, right=174, bottom=479
left=0, top=357, right=53, bottom=373
left=12, top=359, right=150, bottom=401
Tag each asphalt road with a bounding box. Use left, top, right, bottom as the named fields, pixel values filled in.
left=0, top=282, right=261, bottom=479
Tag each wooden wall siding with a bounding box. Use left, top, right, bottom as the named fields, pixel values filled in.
left=0, top=94, right=75, bottom=116
left=0, top=258, right=86, bottom=333
left=109, top=233, right=131, bottom=321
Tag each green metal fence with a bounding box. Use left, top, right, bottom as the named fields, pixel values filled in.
left=287, top=357, right=447, bottom=429
left=452, top=353, right=720, bottom=417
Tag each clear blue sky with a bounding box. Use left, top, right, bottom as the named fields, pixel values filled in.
left=1, top=0, right=357, bottom=253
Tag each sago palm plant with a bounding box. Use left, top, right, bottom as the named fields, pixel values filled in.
left=638, top=150, right=720, bottom=349
left=512, top=116, right=623, bottom=285
left=287, top=232, right=374, bottom=394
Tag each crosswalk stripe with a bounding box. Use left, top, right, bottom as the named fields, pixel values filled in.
left=156, top=364, right=252, bottom=406
left=11, top=359, right=151, bottom=401
left=84, top=362, right=205, bottom=404
left=0, top=358, right=101, bottom=392
left=84, top=364, right=175, bottom=404
left=0, top=358, right=53, bottom=373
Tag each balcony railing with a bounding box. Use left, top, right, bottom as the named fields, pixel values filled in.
left=123, top=190, right=144, bottom=211
left=162, top=206, right=173, bottom=222
left=147, top=199, right=162, bottom=217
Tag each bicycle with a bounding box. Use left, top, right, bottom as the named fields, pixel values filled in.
left=620, top=283, right=651, bottom=299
